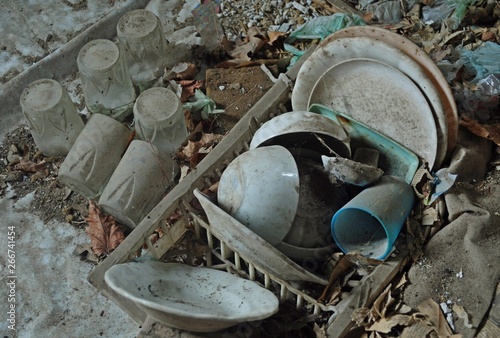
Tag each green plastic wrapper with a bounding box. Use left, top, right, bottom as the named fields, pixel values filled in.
left=284, top=13, right=366, bottom=59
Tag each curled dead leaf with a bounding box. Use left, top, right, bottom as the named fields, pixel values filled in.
left=179, top=80, right=204, bottom=102
left=15, top=158, right=47, bottom=173
left=459, top=117, right=500, bottom=146
left=229, top=27, right=269, bottom=61
left=85, top=200, right=127, bottom=257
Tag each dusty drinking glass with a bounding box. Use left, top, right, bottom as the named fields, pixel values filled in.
left=20, top=79, right=85, bottom=156
left=117, top=9, right=169, bottom=89
left=77, top=39, right=136, bottom=121
left=58, top=114, right=132, bottom=199
left=98, top=140, right=178, bottom=229
left=133, top=87, right=188, bottom=157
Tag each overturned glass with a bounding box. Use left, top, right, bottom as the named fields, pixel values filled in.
left=20, top=79, right=85, bottom=156
left=117, top=9, right=169, bottom=90
left=77, top=39, right=136, bottom=121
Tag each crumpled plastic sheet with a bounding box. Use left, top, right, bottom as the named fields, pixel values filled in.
left=365, top=0, right=403, bottom=24
left=284, top=13, right=366, bottom=57
left=422, top=0, right=477, bottom=29
left=459, top=42, right=500, bottom=84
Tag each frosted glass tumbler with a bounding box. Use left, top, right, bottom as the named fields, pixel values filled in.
left=58, top=114, right=132, bottom=199
left=133, top=87, right=188, bottom=157
left=331, top=175, right=415, bottom=260
left=20, top=79, right=84, bottom=156
left=98, top=140, right=178, bottom=229
left=117, top=9, right=168, bottom=87
left=77, top=39, right=136, bottom=121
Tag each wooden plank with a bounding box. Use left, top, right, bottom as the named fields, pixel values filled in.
left=326, top=246, right=409, bottom=337
left=324, top=0, right=364, bottom=17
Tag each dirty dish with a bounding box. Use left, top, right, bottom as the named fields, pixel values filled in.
left=292, top=36, right=446, bottom=169
left=310, top=104, right=419, bottom=184
left=249, top=111, right=351, bottom=159
left=331, top=175, right=414, bottom=260
left=323, top=25, right=458, bottom=157
left=104, top=261, right=279, bottom=332
left=217, top=145, right=300, bottom=246
left=308, top=58, right=438, bottom=169
left=195, top=189, right=328, bottom=285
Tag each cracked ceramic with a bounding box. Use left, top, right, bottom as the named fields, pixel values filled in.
left=20, top=79, right=85, bottom=156
left=217, top=145, right=300, bottom=246
left=117, top=9, right=169, bottom=87
left=292, top=36, right=446, bottom=169
left=77, top=39, right=136, bottom=121
left=133, top=87, right=188, bottom=157
left=98, top=140, right=178, bottom=229
left=58, top=114, right=131, bottom=199
left=249, top=111, right=351, bottom=159
left=104, top=261, right=280, bottom=332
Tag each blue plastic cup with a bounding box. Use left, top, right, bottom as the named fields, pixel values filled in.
left=331, top=175, right=414, bottom=260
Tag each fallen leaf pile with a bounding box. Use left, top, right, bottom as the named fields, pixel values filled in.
left=350, top=284, right=462, bottom=337
left=85, top=200, right=127, bottom=259
left=176, top=126, right=225, bottom=180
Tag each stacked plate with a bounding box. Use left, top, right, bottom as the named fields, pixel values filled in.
left=292, top=26, right=458, bottom=170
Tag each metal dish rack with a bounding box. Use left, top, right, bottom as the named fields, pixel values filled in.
left=87, top=48, right=408, bottom=337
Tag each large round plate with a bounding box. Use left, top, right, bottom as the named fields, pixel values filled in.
left=323, top=26, right=458, bottom=158
left=292, top=36, right=446, bottom=169
left=308, top=58, right=438, bottom=169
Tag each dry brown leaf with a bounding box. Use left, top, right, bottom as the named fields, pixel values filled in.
left=179, top=79, right=204, bottom=102
left=481, top=30, right=497, bottom=41
left=459, top=117, right=500, bottom=146
left=180, top=140, right=202, bottom=159
left=416, top=298, right=456, bottom=337
left=199, top=132, right=224, bottom=145
left=452, top=304, right=475, bottom=329
left=352, top=307, right=371, bottom=326
left=366, top=314, right=416, bottom=333
left=15, top=158, right=47, bottom=173
left=267, top=31, right=287, bottom=45
left=229, top=27, right=269, bottom=61
left=85, top=200, right=126, bottom=257
left=172, top=62, right=198, bottom=80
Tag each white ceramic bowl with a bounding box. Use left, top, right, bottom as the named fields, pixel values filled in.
left=104, top=262, right=279, bottom=332
left=217, top=145, right=300, bottom=246
left=249, top=111, right=351, bottom=159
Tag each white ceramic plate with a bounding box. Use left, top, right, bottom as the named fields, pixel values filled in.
left=104, top=261, right=279, bottom=332
left=292, top=36, right=446, bottom=169
left=308, top=58, right=438, bottom=169
left=323, top=26, right=457, bottom=157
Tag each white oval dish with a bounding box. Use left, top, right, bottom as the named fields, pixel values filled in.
left=308, top=58, right=438, bottom=169
left=292, top=36, right=446, bottom=169
left=323, top=26, right=457, bottom=157
left=217, top=145, right=300, bottom=246
left=104, top=261, right=280, bottom=332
